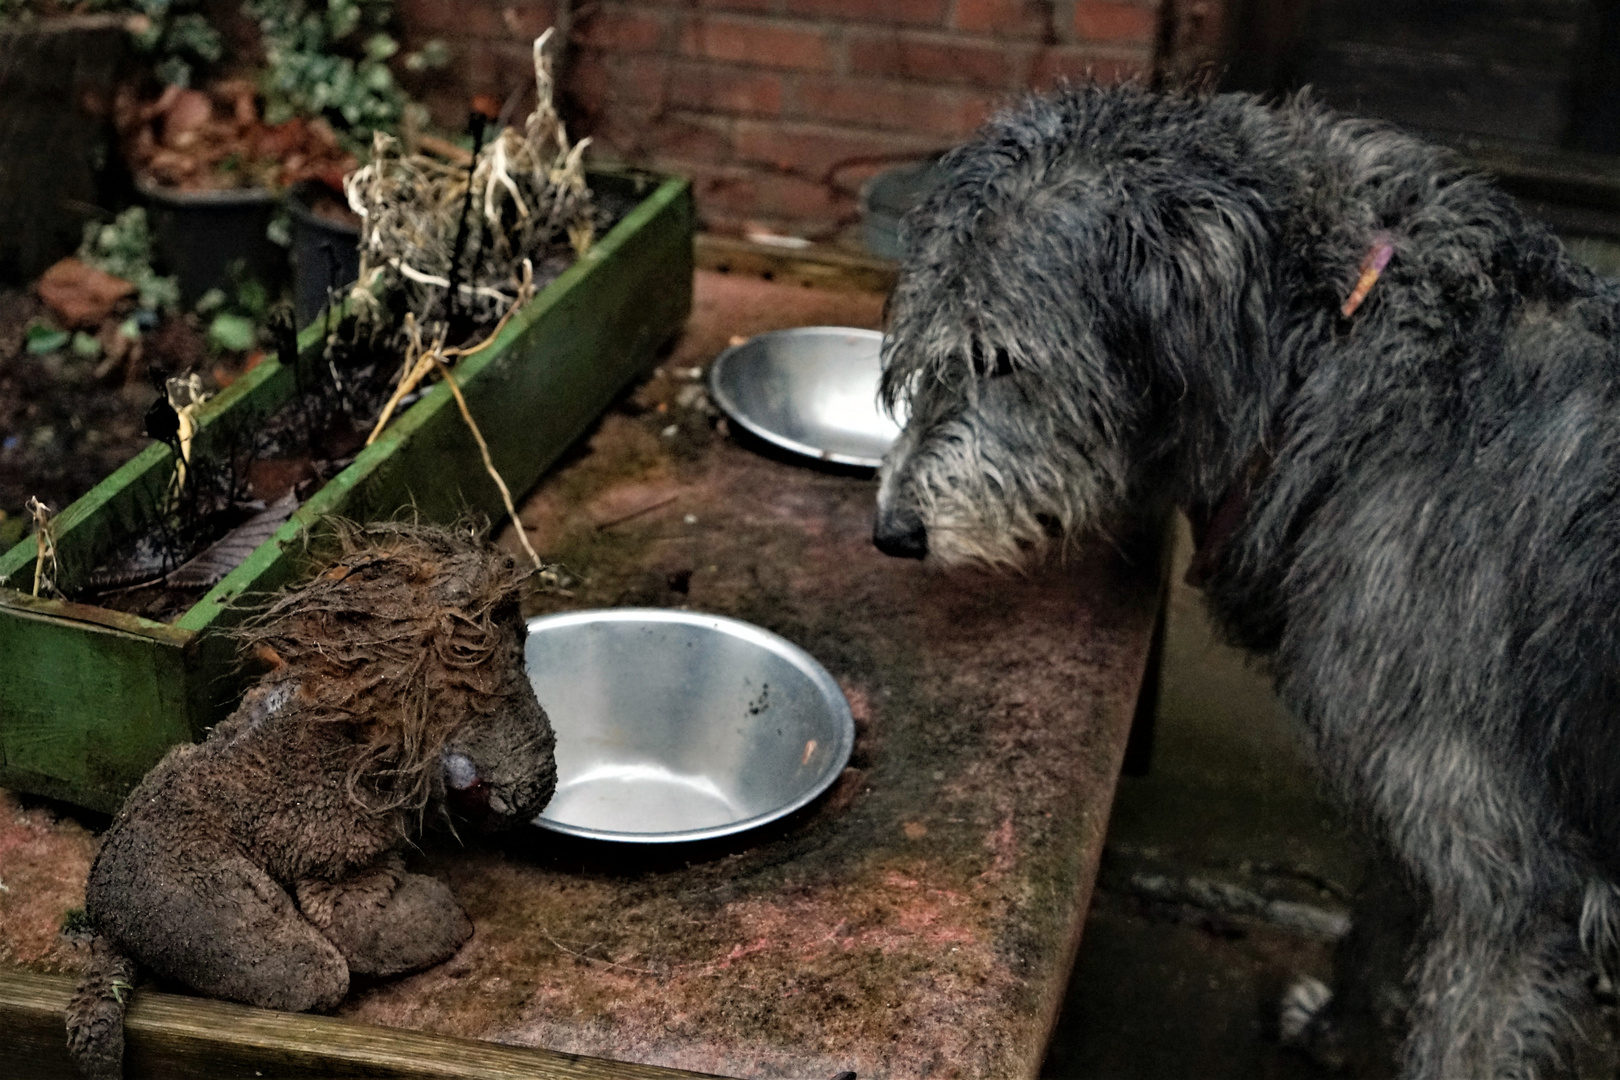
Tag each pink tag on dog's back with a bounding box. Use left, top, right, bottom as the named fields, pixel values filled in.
left=1341, top=237, right=1396, bottom=317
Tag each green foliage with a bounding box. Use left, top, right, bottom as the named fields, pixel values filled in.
left=246, top=0, right=428, bottom=148
left=0, top=511, right=25, bottom=550
left=207, top=312, right=256, bottom=352
left=71, top=330, right=103, bottom=358
left=77, top=207, right=181, bottom=315
left=0, top=1, right=222, bottom=87
left=403, top=38, right=449, bottom=73
left=137, top=3, right=225, bottom=88
left=59, top=907, right=93, bottom=938
left=25, top=324, right=69, bottom=355
left=199, top=262, right=271, bottom=353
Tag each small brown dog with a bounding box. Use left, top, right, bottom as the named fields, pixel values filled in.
left=66, top=522, right=556, bottom=1079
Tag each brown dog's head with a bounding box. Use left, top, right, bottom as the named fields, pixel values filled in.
left=241, top=521, right=557, bottom=826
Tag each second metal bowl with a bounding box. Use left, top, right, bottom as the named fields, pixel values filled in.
left=525, top=608, right=855, bottom=843
left=708, top=326, right=902, bottom=469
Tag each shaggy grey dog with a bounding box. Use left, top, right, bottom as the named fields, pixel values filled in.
left=873, top=83, right=1620, bottom=1079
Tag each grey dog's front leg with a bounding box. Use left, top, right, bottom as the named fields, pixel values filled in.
left=1295, top=696, right=1588, bottom=1080
left=1404, top=909, right=1586, bottom=1080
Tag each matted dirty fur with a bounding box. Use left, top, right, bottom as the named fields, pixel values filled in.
left=238, top=520, right=546, bottom=814
left=875, top=84, right=1620, bottom=1079
left=66, top=521, right=556, bottom=1080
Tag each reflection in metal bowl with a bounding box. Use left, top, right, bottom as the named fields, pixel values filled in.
left=708, top=326, right=903, bottom=469
left=526, top=608, right=855, bottom=843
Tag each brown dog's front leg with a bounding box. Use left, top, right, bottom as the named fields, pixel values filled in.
left=298, top=856, right=473, bottom=978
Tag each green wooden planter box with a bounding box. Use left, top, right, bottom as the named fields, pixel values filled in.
left=0, top=169, right=693, bottom=814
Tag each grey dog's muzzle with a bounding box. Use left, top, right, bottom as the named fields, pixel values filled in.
left=873, top=435, right=929, bottom=559
left=872, top=505, right=928, bottom=559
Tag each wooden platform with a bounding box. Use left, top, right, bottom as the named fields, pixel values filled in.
left=0, top=267, right=1162, bottom=1079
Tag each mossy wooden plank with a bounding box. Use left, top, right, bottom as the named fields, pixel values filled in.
left=695, top=232, right=898, bottom=292
left=0, top=599, right=194, bottom=812
left=2, top=968, right=729, bottom=1080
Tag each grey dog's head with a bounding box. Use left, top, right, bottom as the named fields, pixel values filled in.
left=874, top=85, right=1282, bottom=565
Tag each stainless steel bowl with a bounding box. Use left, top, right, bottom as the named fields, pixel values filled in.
left=526, top=609, right=855, bottom=843
left=707, top=326, right=903, bottom=469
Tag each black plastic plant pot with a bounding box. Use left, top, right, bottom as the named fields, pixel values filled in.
left=860, top=159, right=942, bottom=260
left=287, top=181, right=360, bottom=329
left=139, top=179, right=285, bottom=305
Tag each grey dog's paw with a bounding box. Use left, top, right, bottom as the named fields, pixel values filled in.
left=1279, top=976, right=1344, bottom=1068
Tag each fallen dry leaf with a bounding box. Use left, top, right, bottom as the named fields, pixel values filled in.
left=35, top=257, right=135, bottom=328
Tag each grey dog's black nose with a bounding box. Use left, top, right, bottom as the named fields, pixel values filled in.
left=873, top=513, right=928, bottom=559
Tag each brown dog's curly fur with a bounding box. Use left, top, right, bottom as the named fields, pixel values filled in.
left=65, top=522, right=556, bottom=1079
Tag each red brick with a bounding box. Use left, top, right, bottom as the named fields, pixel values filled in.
left=634, top=0, right=772, bottom=9
left=666, top=62, right=784, bottom=116
left=488, top=39, right=549, bottom=105
left=795, top=76, right=1000, bottom=136
left=1072, top=1, right=1160, bottom=45
left=734, top=119, right=939, bottom=179
left=648, top=163, right=841, bottom=235
left=846, top=30, right=1017, bottom=88
left=685, top=164, right=761, bottom=215
left=573, top=6, right=667, bottom=51
left=442, top=38, right=511, bottom=97
left=568, top=51, right=670, bottom=110
left=680, top=15, right=835, bottom=71
left=752, top=172, right=847, bottom=219
left=684, top=164, right=845, bottom=224
left=499, top=1, right=560, bottom=40
left=951, top=0, right=1048, bottom=36
left=642, top=111, right=737, bottom=161
left=396, top=0, right=507, bottom=37
left=584, top=110, right=735, bottom=166
left=1027, top=45, right=1147, bottom=89
left=781, top=0, right=947, bottom=26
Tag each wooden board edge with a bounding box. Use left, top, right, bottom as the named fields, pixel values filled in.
left=0, top=588, right=196, bottom=647
left=0, top=766, right=123, bottom=814
left=1, top=968, right=733, bottom=1080
left=695, top=233, right=897, bottom=294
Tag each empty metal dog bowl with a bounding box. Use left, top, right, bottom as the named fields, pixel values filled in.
left=708, top=326, right=902, bottom=469
left=525, top=609, right=855, bottom=843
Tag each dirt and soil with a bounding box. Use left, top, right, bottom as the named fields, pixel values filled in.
left=0, top=285, right=247, bottom=552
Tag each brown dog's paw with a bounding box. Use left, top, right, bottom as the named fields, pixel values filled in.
left=319, top=871, right=473, bottom=977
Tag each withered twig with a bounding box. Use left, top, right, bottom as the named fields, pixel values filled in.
left=429, top=352, right=543, bottom=571
left=26, top=497, right=55, bottom=597
left=595, top=493, right=681, bottom=531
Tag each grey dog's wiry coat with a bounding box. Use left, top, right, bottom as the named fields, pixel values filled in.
left=875, top=84, right=1620, bottom=1079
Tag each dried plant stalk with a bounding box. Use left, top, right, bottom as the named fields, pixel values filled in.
left=27, top=497, right=56, bottom=597
left=344, top=30, right=592, bottom=339
left=430, top=352, right=545, bottom=572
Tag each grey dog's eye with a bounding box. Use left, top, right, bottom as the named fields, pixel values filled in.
left=971, top=342, right=1015, bottom=378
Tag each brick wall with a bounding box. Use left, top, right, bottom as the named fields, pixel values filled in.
left=398, top=0, right=1193, bottom=242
